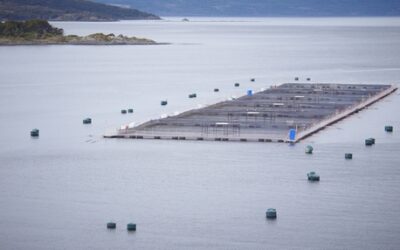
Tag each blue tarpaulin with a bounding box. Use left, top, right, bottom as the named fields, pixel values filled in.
left=289, top=129, right=296, bottom=141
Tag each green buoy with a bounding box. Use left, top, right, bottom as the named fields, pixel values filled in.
left=107, top=222, right=116, bottom=229
left=266, top=208, right=277, bottom=219
left=307, top=171, right=320, bottom=181
left=385, top=126, right=393, bottom=132
left=83, top=118, right=92, bottom=124
left=305, top=145, right=313, bottom=154
left=128, top=109, right=134, bottom=113
left=127, top=223, right=136, bottom=231
left=365, top=138, right=375, bottom=146
left=30, top=129, right=39, bottom=137
left=345, top=153, right=353, bottom=159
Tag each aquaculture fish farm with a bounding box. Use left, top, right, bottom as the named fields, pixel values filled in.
left=105, top=83, right=397, bottom=142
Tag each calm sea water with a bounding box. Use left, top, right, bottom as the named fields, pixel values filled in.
left=0, top=17, right=400, bottom=249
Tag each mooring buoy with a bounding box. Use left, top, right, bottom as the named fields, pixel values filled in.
left=266, top=208, right=277, bottom=219
left=127, top=223, right=136, bottom=231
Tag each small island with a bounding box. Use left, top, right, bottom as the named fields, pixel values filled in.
left=0, top=20, right=158, bottom=45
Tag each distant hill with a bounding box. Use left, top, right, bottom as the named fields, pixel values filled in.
left=0, top=0, right=160, bottom=21
left=95, top=0, right=400, bottom=17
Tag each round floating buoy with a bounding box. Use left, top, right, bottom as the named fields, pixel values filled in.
left=128, top=109, right=134, bottom=113
left=345, top=153, right=353, bottom=159
left=385, top=126, right=393, bottom=132
left=305, top=145, right=313, bottom=154
left=294, top=77, right=299, bottom=81
left=127, top=223, right=136, bottom=231
left=30, top=129, right=39, bottom=137
left=214, top=88, right=219, bottom=92
left=251, top=78, right=255, bottom=82
left=307, top=171, right=320, bottom=181
left=234, top=83, right=240, bottom=87
left=306, top=78, right=311, bottom=81
left=266, top=208, right=277, bottom=219
left=83, top=118, right=92, bottom=124
left=107, top=222, right=116, bottom=229
left=121, top=109, right=127, bottom=114
left=161, top=100, right=168, bottom=106
left=365, top=138, right=375, bottom=146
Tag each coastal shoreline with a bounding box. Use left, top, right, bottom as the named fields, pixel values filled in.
left=0, top=41, right=170, bottom=46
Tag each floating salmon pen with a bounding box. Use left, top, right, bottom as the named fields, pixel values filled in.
left=104, top=83, right=397, bottom=143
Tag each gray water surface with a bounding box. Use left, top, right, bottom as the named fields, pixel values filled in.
left=0, top=17, right=400, bottom=249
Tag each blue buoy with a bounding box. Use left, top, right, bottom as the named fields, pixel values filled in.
left=247, top=90, right=253, bottom=96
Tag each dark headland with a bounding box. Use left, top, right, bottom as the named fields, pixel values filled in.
left=0, top=20, right=159, bottom=45
left=0, top=0, right=160, bottom=21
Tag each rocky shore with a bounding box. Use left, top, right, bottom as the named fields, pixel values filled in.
left=0, top=32, right=158, bottom=45
left=0, top=20, right=161, bottom=45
